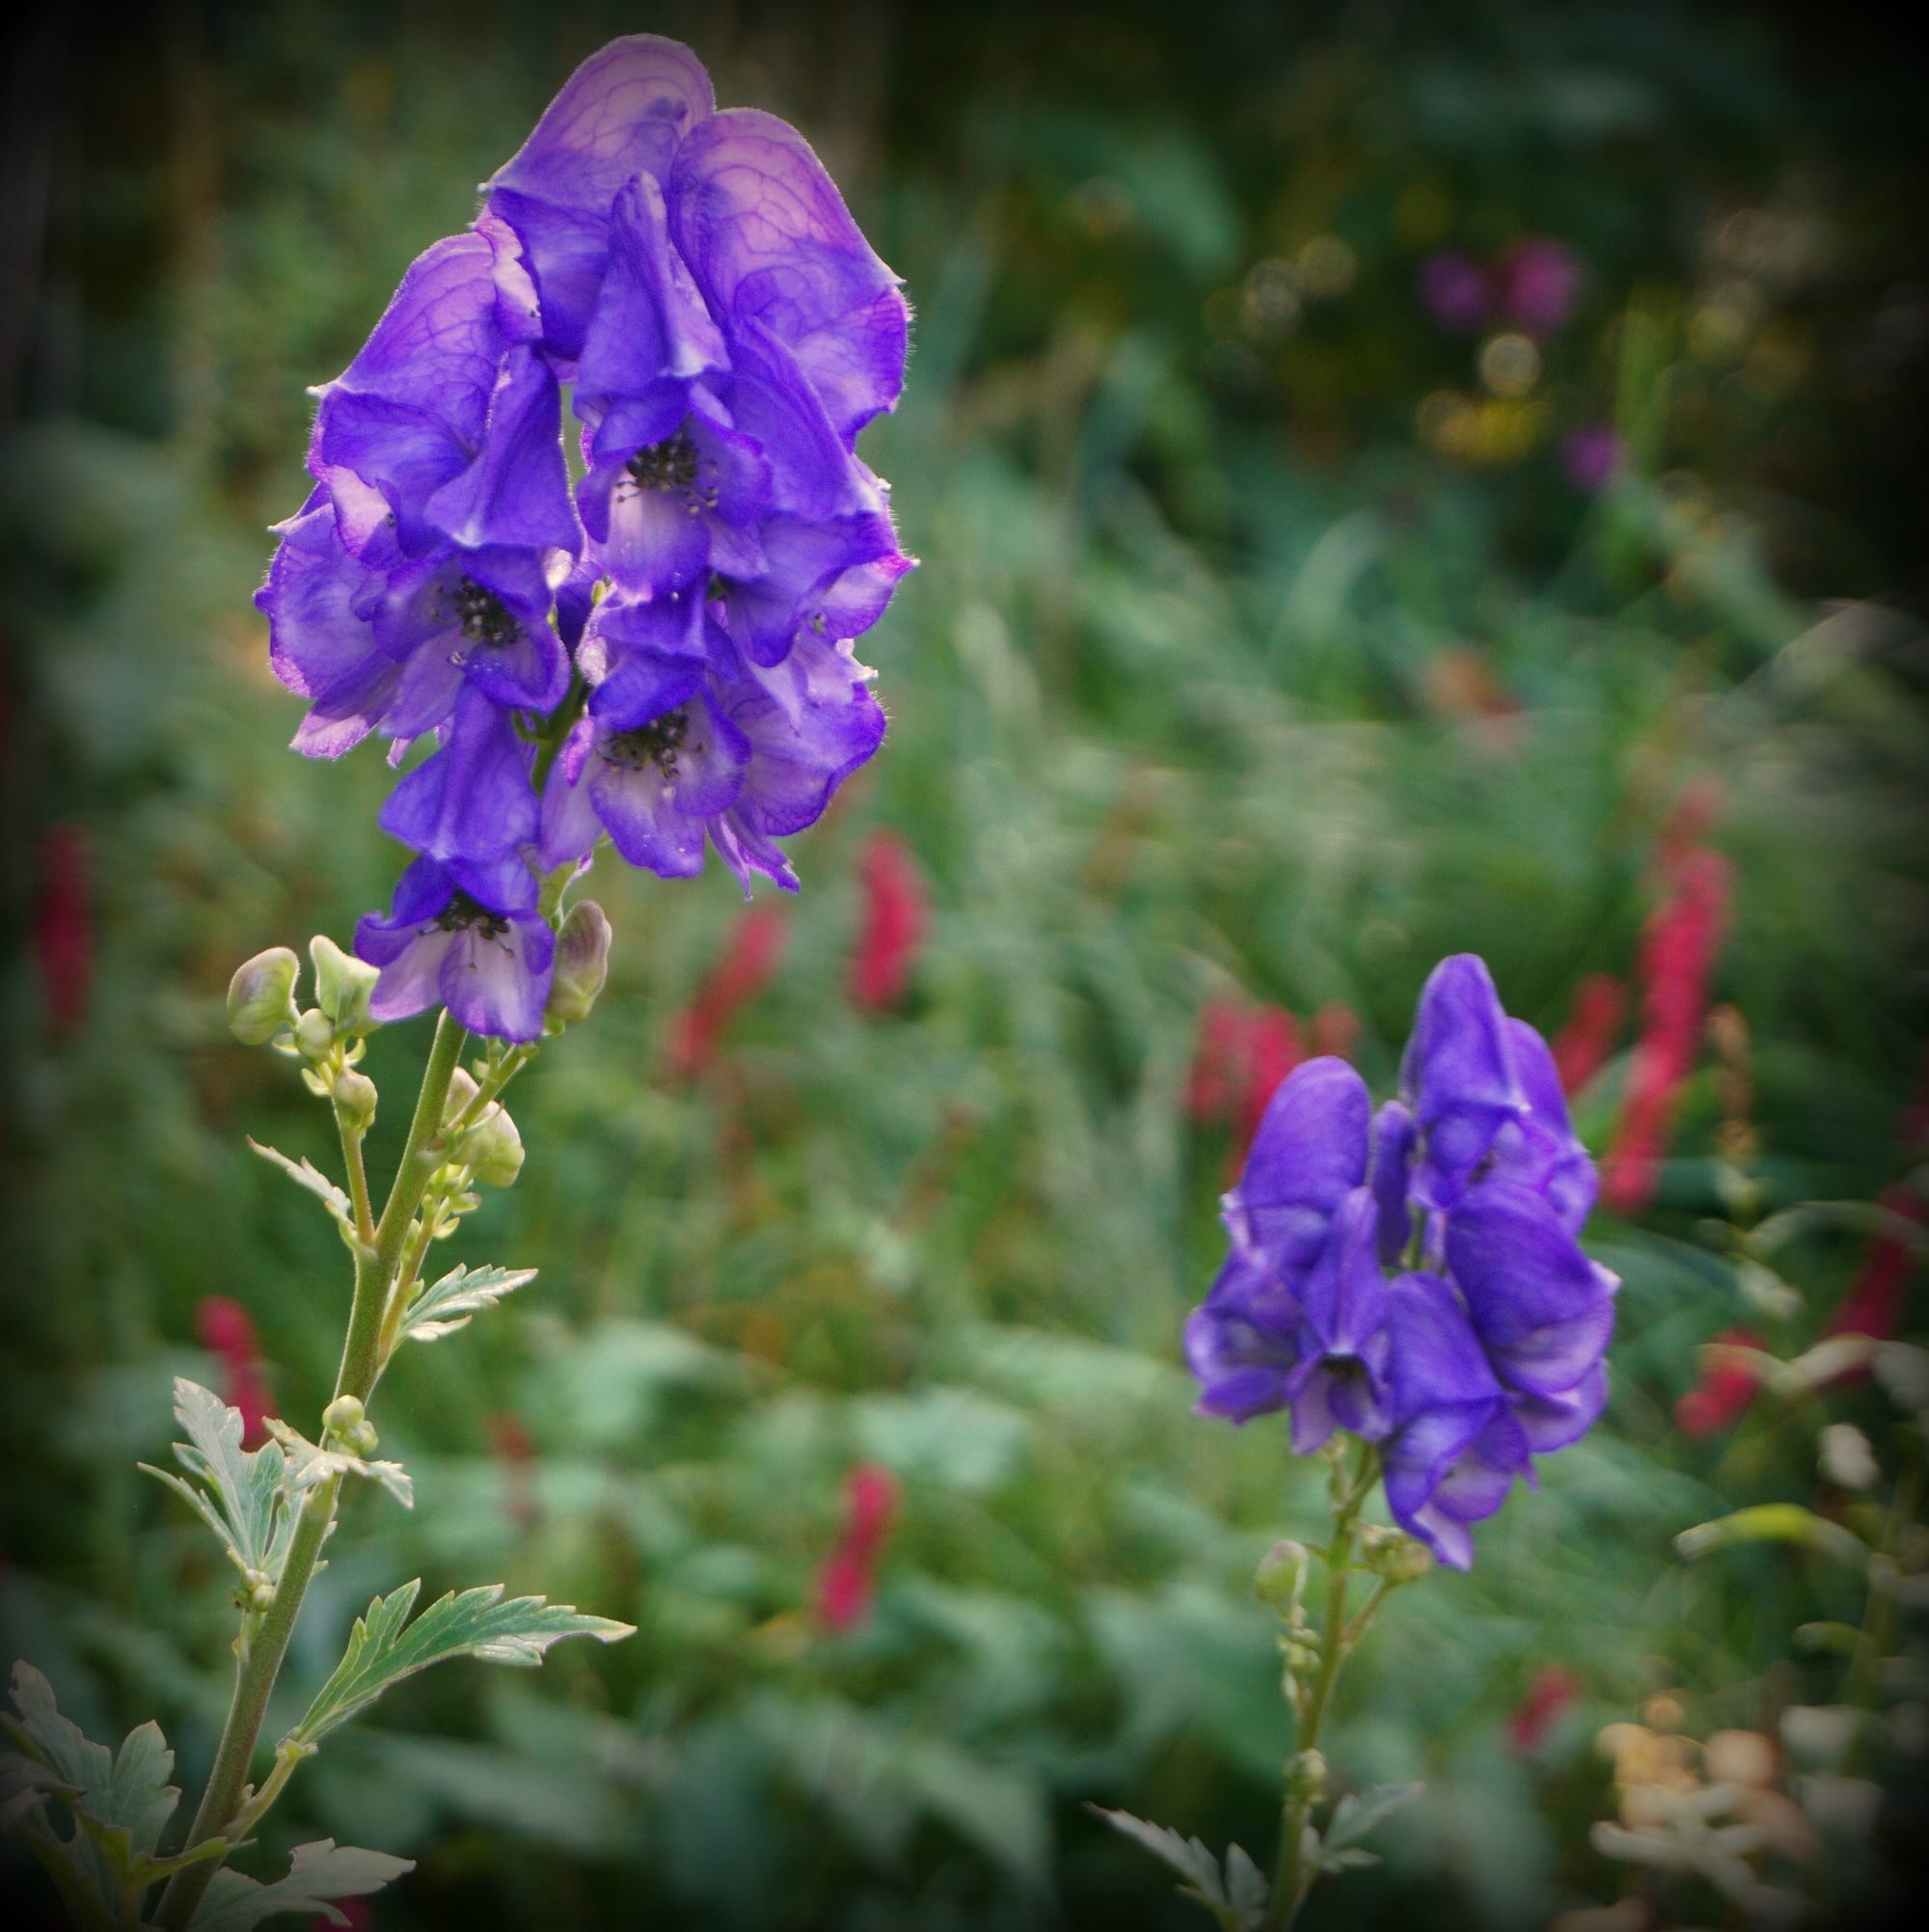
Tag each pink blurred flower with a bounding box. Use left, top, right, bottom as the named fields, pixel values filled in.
left=1508, top=1664, right=1582, bottom=1754
left=814, top=1462, right=900, bottom=1633
left=307, top=1904, right=371, bottom=1932
left=1309, top=1000, right=1361, bottom=1063
left=1561, top=422, right=1623, bottom=493
left=34, top=824, right=94, bottom=1038
left=1417, top=249, right=1493, bottom=334
left=1236, top=1008, right=1306, bottom=1152
left=1601, top=838, right=1733, bottom=1216
left=1824, top=1187, right=1921, bottom=1344
left=489, top=1410, right=540, bottom=1533
left=195, top=1296, right=271, bottom=1446
left=666, top=908, right=788, bottom=1078
left=1186, top=998, right=1322, bottom=1163
left=1496, top=237, right=1583, bottom=337
left=848, top=832, right=928, bottom=1014
left=1674, top=1327, right=1762, bottom=1438
left=1550, top=973, right=1628, bottom=1096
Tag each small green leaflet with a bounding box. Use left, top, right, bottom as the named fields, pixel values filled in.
left=267, top=1422, right=414, bottom=1510
left=286, top=1581, right=635, bottom=1750
left=188, top=1838, right=413, bottom=1932
left=398, top=1263, right=539, bottom=1343
left=1317, top=1780, right=1425, bottom=1873
left=246, top=1139, right=358, bottom=1247
left=139, top=1379, right=293, bottom=1585
left=1088, top=1807, right=1267, bottom=1930
left=1676, top=1503, right=1869, bottom=1571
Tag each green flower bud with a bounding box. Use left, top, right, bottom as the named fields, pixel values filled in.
left=1361, top=1524, right=1434, bottom=1586
left=310, top=934, right=381, bottom=1031
left=248, top=1580, right=276, bottom=1613
left=322, top=1394, right=366, bottom=1434
left=1284, top=1749, right=1328, bottom=1803
left=293, top=1008, right=335, bottom=1063
left=442, top=1068, right=481, bottom=1125
left=1256, top=1538, right=1310, bottom=1611
left=545, top=900, right=611, bottom=1030
left=464, top=1105, right=525, bottom=1189
left=332, top=1067, right=378, bottom=1134
left=227, top=946, right=300, bottom=1046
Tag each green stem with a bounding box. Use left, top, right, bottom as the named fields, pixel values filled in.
left=151, top=1476, right=340, bottom=1930
left=1267, top=1448, right=1378, bottom=1932
left=335, top=1010, right=467, bottom=1406
left=152, top=1008, right=469, bottom=1928
left=334, top=1102, right=374, bottom=1245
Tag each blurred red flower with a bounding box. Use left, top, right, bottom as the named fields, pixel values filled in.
left=814, top=1462, right=899, bottom=1633
left=666, top=907, right=788, bottom=1078
left=1550, top=973, right=1627, bottom=1097
left=1601, top=841, right=1732, bottom=1215
left=195, top=1296, right=271, bottom=1446
left=1674, top=1327, right=1762, bottom=1438
left=848, top=832, right=927, bottom=1013
left=34, top=824, right=94, bottom=1038
left=1508, top=1664, right=1582, bottom=1754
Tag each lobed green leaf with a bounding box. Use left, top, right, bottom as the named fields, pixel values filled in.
left=187, top=1837, right=413, bottom=1932
left=398, top=1263, right=539, bottom=1343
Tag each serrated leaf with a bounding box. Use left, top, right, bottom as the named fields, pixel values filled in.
left=267, top=1422, right=413, bottom=1510
left=399, top=1263, right=539, bottom=1343
left=247, top=1139, right=354, bottom=1228
left=141, top=1379, right=291, bottom=1582
left=1323, top=1779, right=1425, bottom=1854
left=1223, top=1842, right=1268, bottom=1927
left=1675, top=1503, right=1869, bottom=1570
left=1088, top=1806, right=1237, bottom=1926
left=286, top=1581, right=635, bottom=1750
left=1316, top=1845, right=1381, bottom=1872
left=188, top=1838, right=413, bottom=1932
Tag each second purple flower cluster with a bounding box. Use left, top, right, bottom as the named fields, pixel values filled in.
left=1186, top=956, right=1617, bottom=1568
left=258, top=36, right=911, bottom=1041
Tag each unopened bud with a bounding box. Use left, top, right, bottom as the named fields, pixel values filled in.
left=1284, top=1749, right=1328, bottom=1803
left=322, top=1394, right=365, bottom=1435
left=293, top=1008, right=335, bottom=1063
left=248, top=1580, right=276, bottom=1613
left=333, top=1067, right=377, bottom=1134
left=464, top=1105, right=525, bottom=1189
left=546, top=900, right=611, bottom=1029
left=310, top=934, right=380, bottom=1032
left=227, top=947, right=300, bottom=1046
left=442, top=1068, right=481, bottom=1125
left=1256, top=1539, right=1310, bottom=1610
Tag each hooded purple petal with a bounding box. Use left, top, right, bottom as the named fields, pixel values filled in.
left=1184, top=1246, right=1304, bottom=1422
left=668, top=108, right=909, bottom=440
left=484, top=35, right=715, bottom=361
left=1222, top=1058, right=1372, bottom=1278
left=1444, top=1179, right=1618, bottom=1397
left=1399, top=954, right=1527, bottom=1211
left=420, top=344, right=579, bottom=556
left=379, top=688, right=538, bottom=862
left=1367, top=1101, right=1419, bottom=1265
left=1487, top=1018, right=1599, bottom=1233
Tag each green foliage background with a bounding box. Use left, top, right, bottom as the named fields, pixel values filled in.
left=3, top=1, right=1924, bottom=1926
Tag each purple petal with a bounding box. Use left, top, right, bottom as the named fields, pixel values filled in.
left=442, top=913, right=556, bottom=1044
left=1445, top=1180, right=1618, bottom=1397
left=1367, top=1101, right=1419, bottom=1265
left=379, top=689, right=537, bottom=862
left=716, top=504, right=907, bottom=667
left=1487, top=1018, right=1599, bottom=1234
left=1222, top=1058, right=1372, bottom=1278
left=421, top=345, right=579, bottom=555
left=1399, top=954, right=1526, bottom=1211
left=1511, top=1363, right=1610, bottom=1453
left=485, top=35, right=716, bottom=362
left=668, top=108, right=909, bottom=439
left=1298, top=1188, right=1391, bottom=1356
left=586, top=758, right=708, bottom=877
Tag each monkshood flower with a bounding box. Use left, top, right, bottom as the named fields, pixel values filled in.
left=1186, top=954, right=1617, bottom=1567
left=355, top=852, right=556, bottom=1043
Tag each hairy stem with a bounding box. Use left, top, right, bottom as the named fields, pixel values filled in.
left=152, top=1009, right=468, bottom=1928
left=1267, top=1447, right=1378, bottom=1932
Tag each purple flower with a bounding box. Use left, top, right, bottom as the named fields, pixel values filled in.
left=1418, top=250, right=1492, bottom=335
left=540, top=605, right=884, bottom=894
left=380, top=687, right=538, bottom=864
left=1561, top=423, right=1622, bottom=494
left=1184, top=953, right=1617, bottom=1568
left=355, top=853, right=556, bottom=1043
left=1496, top=238, right=1582, bottom=338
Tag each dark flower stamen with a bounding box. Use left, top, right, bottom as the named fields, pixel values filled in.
left=435, top=889, right=511, bottom=939
left=453, top=578, right=521, bottom=650
left=626, top=432, right=702, bottom=495
left=604, top=709, right=693, bottom=779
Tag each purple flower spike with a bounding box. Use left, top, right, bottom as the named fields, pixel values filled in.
left=1487, top=1018, right=1598, bottom=1233
left=356, top=853, right=555, bottom=1044
left=1224, top=1058, right=1372, bottom=1276
left=669, top=109, right=910, bottom=442
left=485, top=35, right=716, bottom=362
left=1399, top=953, right=1525, bottom=1211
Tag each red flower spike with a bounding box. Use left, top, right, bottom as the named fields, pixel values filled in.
left=1508, top=1664, right=1582, bottom=1754
left=666, top=907, right=788, bottom=1078
left=1550, top=973, right=1627, bottom=1098
left=848, top=832, right=928, bottom=1014
left=195, top=1297, right=271, bottom=1447
left=813, top=1461, right=900, bottom=1634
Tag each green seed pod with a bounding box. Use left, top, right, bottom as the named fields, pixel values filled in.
left=227, top=946, right=300, bottom=1046
left=546, top=899, right=612, bottom=1029
left=310, top=934, right=381, bottom=1031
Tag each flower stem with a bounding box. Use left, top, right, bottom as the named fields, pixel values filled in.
left=1267, top=1447, right=1378, bottom=1932
left=151, top=1008, right=469, bottom=1929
